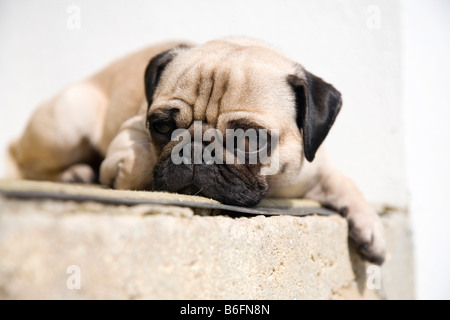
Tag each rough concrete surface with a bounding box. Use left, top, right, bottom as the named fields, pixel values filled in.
left=0, top=190, right=414, bottom=300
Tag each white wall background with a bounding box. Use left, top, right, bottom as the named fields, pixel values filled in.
left=0, top=0, right=448, bottom=299
left=402, top=0, right=450, bottom=300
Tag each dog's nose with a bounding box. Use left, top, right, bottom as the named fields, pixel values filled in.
left=178, top=139, right=218, bottom=165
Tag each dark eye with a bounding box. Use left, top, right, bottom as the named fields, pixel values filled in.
left=235, top=130, right=269, bottom=154
left=152, top=121, right=175, bottom=135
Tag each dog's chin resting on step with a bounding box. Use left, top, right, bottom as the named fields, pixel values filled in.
left=8, top=37, right=386, bottom=265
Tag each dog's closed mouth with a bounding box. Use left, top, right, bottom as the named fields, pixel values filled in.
left=177, top=184, right=203, bottom=197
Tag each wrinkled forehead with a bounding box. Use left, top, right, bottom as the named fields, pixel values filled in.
left=152, top=41, right=299, bottom=124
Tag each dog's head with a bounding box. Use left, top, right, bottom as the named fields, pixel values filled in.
left=144, top=38, right=342, bottom=206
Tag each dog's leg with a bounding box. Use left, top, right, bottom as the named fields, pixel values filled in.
left=99, top=114, right=156, bottom=190
left=301, top=153, right=386, bottom=264
left=9, top=82, right=107, bottom=183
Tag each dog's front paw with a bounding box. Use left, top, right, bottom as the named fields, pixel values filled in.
left=99, top=147, right=153, bottom=190
left=99, top=152, right=132, bottom=189
left=345, top=207, right=386, bottom=265
left=99, top=115, right=155, bottom=190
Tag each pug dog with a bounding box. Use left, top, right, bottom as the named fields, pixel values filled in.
left=8, top=38, right=385, bottom=264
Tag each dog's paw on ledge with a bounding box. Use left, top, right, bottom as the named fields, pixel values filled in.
left=0, top=179, right=414, bottom=299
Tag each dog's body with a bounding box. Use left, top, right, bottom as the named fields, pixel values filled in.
left=8, top=38, right=385, bottom=264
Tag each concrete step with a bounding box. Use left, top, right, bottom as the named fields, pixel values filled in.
left=0, top=180, right=414, bottom=299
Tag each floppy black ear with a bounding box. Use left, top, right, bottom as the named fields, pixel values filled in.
left=288, top=71, right=342, bottom=162
left=144, top=45, right=190, bottom=109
